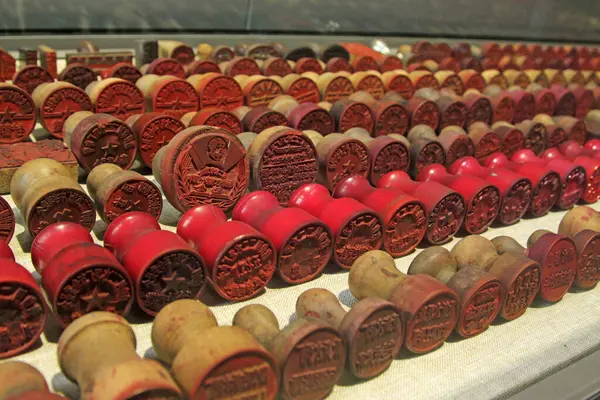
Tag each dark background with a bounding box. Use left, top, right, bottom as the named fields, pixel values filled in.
left=0, top=0, right=599, bottom=42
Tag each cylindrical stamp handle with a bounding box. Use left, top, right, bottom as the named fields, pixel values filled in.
left=104, top=212, right=161, bottom=261
left=288, top=183, right=333, bottom=218
left=177, top=205, right=228, bottom=249
left=349, top=250, right=408, bottom=300
left=0, top=362, right=49, bottom=399
left=231, top=191, right=280, bottom=228
left=87, top=163, right=123, bottom=200
left=151, top=299, right=218, bottom=364
left=296, top=288, right=346, bottom=329
left=30, top=222, right=94, bottom=273
left=232, top=304, right=280, bottom=348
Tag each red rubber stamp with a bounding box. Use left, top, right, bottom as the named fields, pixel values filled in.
left=237, top=75, right=284, bottom=107
left=435, top=71, right=465, bottom=95
left=484, top=152, right=560, bottom=217
left=330, top=99, right=374, bottom=133
left=317, top=73, right=355, bottom=103
left=0, top=242, right=47, bottom=358
left=554, top=116, right=587, bottom=145
left=143, top=57, right=185, bottom=78
left=511, top=149, right=586, bottom=209
left=63, top=111, right=137, bottom=172
left=326, top=57, right=353, bottom=73
left=233, top=191, right=333, bottom=282
left=349, top=72, right=385, bottom=100
left=459, top=70, right=486, bottom=92
left=0, top=83, right=37, bottom=143
left=187, top=72, right=243, bottom=111
left=449, top=156, right=532, bottom=225
left=261, top=57, right=292, bottom=77
left=277, top=74, right=321, bottom=104
left=305, top=131, right=370, bottom=190
left=100, top=62, right=143, bottom=84
left=378, top=170, right=466, bottom=244
left=468, top=123, right=503, bottom=164
left=572, top=87, right=594, bottom=119
left=368, top=100, right=410, bottom=136
left=406, top=96, right=440, bottom=130
left=87, top=163, right=163, bottom=224
left=152, top=126, right=249, bottom=213
left=507, top=90, right=536, bottom=123
left=345, top=129, right=410, bottom=185
left=294, top=57, right=324, bottom=74
left=86, top=78, right=144, bottom=121
left=104, top=212, right=207, bottom=315
left=515, top=120, right=547, bottom=155
left=177, top=205, right=276, bottom=300
left=436, top=95, right=468, bottom=129
left=379, top=55, right=403, bottom=72
left=416, top=164, right=501, bottom=234
left=31, top=222, right=134, bottom=327
left=136, top=75, right=200, bottom=119
left=529, top=87, right=556, bottom=116
left=182, top=108, right=242, bottom=134
left=462, top=92, right=493, bottom=127
left=12, top=65, right=54, bottom=94
left=334, top=175, right=426, bottom=256
left=382, top=71, right=414, bottom=100
left=406, top=125, right=446, bottom=177
left=58, top=64, right=97, bottom=90
left=286, top=102, right=334, bottom=134
left=126, top=112, right=185, bottom=168
left=492, top=123, right=525, bottom=158
left=222, top=57, right=261, bottom=76
left=11, top=158, right=95, bottom=237
left=290, top=183, right=383, bottom=269
left=245, top=126, right=317, bottom=205
left=32, top=81, right=92, bottom=139
left=238, top=106, right=288, bottom=133
left=551, top=86, right=576, bottom=116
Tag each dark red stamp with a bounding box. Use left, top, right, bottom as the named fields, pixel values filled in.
left=286, top=77, right=320, bottom=104
left=92, top=80, right=145, bottom=121
left=0, top=85, right=36, bottom=143
left=38, top=84, right=93, bottom=139
left=12, top=66, right=54, bottom=94
left=145, top=58, right=185, bottom=78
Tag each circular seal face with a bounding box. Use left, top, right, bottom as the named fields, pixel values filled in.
left=546, top=127, right=566, bottom=149
left=415, top=142, right=445, bottom=174
left=355, top=76, right=385, bottom=100
left=152, top=80, right=200, bottom=119
left=227, top=58, right=261, bottom=76
left=12, top=66, right=54, bottom=94
left=0, top=282, right=46, bottom=358
left=248, top=110, right=288, bottom=133
left=77, top=119, right=137, bottom=171
left=247, top=44, right=280, bottom=60
left=58, top=64, right=97, bottom=90
left=106, top=64, right=143, bottom=84
left=293, top=108, right=334, bottom=135
left=474, top=133, right=502, bottom=164
left=445, top=136, right=474, bottom=165
left=557, top=166, right=586, bottom=209
left=295, top=58, right=323, bottom=74
left=244, top=79, right=283, bottom=107
left=440, top=102, right=467, bottom=130
left=40, top=86, right=92, bottom=138
left=386, top=75, right=414, bottom=100
left=257, top=132, right=317, bottom=205
left=440, top=75, right=464, bottom=95
left=338, top=103, right=374, bottom=133
left=212, top=47, right=236, bottom=64
left=199, top=110, right=242, bottom=134
left=138, top=250, right=206, bottom=314
left=458, top=280, right=503, bottom=337
left=0, top=198, right=14, bottom=243
left=28, top=189, right=95, bottom=237
left=342, top=302, right=402, bottom=378
left=384, top=201, right=426, bottom=257
left=94, top=81, right=144, bottom=121
left=187, top=60, right=221, bottom=76
left=262, top=57, right=292, bottom=77
left=465, top=75, right=485, bottom=92
left=463, top=186, right=500, bottom=234
left=499, top=179, right=532, bottom=225
left=281, top=328, right=345, bottom=400
left=413, top=75, right=439, bottom=90
left=405, top=292, right=457, bottom=353
left=493, top=97, right=516, bottom=123
left=536, top=237, right=577, bottom=302
left=523, top=123, right=546, bottom=155
left=411, top=101, right=439, bottom=130
left=215, top=236, right=276, bottom=300
left=353, top=56, right=379, bottom=72
left=287, top=77, right=320, bottom=104
left=536, top=92, right=556, bottom=116
left=500, top=129, right=524, bottom=158
left=582, top=167, right=600, bottom=204
left=371, top=142, right=410, bottom=185
left=56, top=265, right=132, bottom=326
left=502, top=262, right=540, bottom=320
left=566, top=120, right=587, bottom=145
left=335, top=212, right=383, bottom=269
left=171, top=46, right=195, bottom=65
left=323, top=77, right=354, bottom=103
left=105, top=179, right=163, bottom=224
left=427, top=192, right=465, bottom=244
left=575, top=91, right=594, bottom=119
left=136, top=115, right=184, bottom=167
left=325, top=140, right=370, bottom=189
left=147, top=58, right=185, bottom=78
left=173, top=133, right=249, bottom=212
left=513, top=95, right=536, bottom=123
left=0, top=86, right=36, bottom=143
left=198, top=76, right=244, bottom=111
left=380, top=56, right=404, bottom=72
left=326, top=57, right=352, bottom=73
left=279, top=223, right=332, bottom=283
left=555, top=93, right=576, bottom=116
left=530, top=172, right=560, bottom=217
left=576, top=234, right=600, bottom=288
left=468, top=97, right=492, bottom=125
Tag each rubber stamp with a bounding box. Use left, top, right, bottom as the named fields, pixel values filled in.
left=136, top=74, right=200, bottom=118
left=126, top=112, right=185, bottom=167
